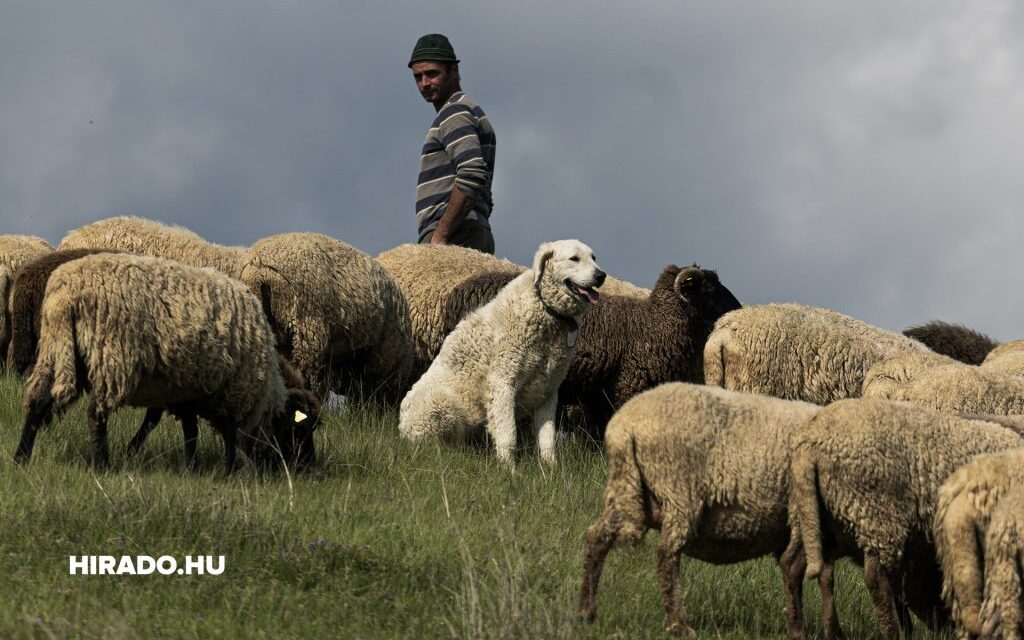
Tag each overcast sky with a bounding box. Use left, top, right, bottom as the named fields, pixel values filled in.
left=4, top=1, right=1023, bottom=339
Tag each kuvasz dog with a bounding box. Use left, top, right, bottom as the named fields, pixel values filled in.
left=398, top=239, right=605, bottom=463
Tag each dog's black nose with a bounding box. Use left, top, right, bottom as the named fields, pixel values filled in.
left=594, top=270, right=606, bottom=287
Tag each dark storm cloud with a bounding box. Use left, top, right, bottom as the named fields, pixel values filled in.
left=3, top=1, right=1023, bottom=338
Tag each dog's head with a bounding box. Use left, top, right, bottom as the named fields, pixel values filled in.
left=531, top=239, right=606, bottom=317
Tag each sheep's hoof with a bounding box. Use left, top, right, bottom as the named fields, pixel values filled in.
left=666, top=621, right=695, bottom=637
left=578, top=606, right=596, bottom=623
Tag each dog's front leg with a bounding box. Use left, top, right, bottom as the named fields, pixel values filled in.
left=486, top=375, right=519, bottom=463
left=533, top=393, right=558, bottom=465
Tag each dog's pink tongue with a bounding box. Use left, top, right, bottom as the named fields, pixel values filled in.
left=581, top=286, right=600, bottom=304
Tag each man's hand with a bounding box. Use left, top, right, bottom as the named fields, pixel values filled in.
left=432, top=186, right=476, bottom=245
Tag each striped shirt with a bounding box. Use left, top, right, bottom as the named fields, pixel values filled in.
left=415, top=91, right=496, bottom=237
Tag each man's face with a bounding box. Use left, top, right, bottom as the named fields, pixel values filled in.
left=411, top=61, right=459, bottom=107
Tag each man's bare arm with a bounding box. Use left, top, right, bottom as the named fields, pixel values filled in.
left=431, top=186, right=476, bottom=244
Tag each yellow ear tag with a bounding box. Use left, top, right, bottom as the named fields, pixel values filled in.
left=294, top=410, right=307, bottom=423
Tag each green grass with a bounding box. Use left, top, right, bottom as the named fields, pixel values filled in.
left=0, top=373, right=951, bottom=639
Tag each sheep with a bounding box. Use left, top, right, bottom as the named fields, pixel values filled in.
left=0, top=234, right=54, bottom=368
left=240, top=232, right=414, bottom=403
left=904, top=320, right=999, bottom=365
left=441, top=264, right=741, bottom=437
left=935, top=448, right=1024, bottom=640
left=862, top=350, right=1024, bottom=416
left=58, top=215, right=246, bottom=278
left=375, top=243, right=648, bottom=376
left=791, top=398, right=1024, bottom=639
left=399, top=240, right=604, bottom=463
left=13, top=253, right=320, bottom=471
left=578, top=382, right=834, bottom=639
left=980, top=489, right=1024, bottom=640
left=982, top=340, right=1024, bottom=378
left=704, top=303, right=930, bottom=405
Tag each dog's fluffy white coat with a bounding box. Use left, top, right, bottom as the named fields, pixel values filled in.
left=398, top=240, right=604, bottom=463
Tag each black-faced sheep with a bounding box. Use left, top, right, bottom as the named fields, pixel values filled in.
left=399, top=240, right=605, bottom=464
left=791, top=399, right=1023, bottom=639
left=375, top=243, right=648, bottom=377
left=441, top=264, right=742, bottom=437
left=903, top=320, right=999, bottom=365
left=58, top=216, right=246, bottom=278
left=935, top=448, right=1024, bottom=640
left=578, top=383, right=833, bottom=638
left=705, top=303, right=930, bottom=405
left=240, top=232, right=414, bottom=403
left=13, top=253, right=320, bottom=471
left=0, top=234, right=53, bottom=368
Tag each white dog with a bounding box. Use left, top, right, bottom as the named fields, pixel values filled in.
left=398, top=239, right=605, bottom=463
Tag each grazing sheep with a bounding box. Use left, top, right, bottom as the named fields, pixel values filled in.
left=399, top=240, right=604, bottom=463
left=0, top=234, right=53, bottom=367
left=904, top=320, right=999, bottom=365
left=935, top=449, right=1024, bottom=640
left=862, top=350, right=1024, bottom=416
left=705, top=303, right=930, bottom=405
left=578, top=383, right=832, bottom=638
left=982, top=340, right=1024, bottom=378
left=14, top=253, right=320, bottom=471
left=59, top=216, right=246, bottom=278
left=443, top=264, right=741, bottom=436
left=376, top=243, right=647, bottom=376
left=791, top=399, right=1024, bottom=639
left=240, top=232, right=414, bottom=402
left=981, top=489, right=1024, bottom=640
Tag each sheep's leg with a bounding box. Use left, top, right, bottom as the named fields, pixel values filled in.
left=656, top=536, right=695, bottom=637
left=125, top=407, right=165, bottom=457
left=819, top=560, right=844, bottom=640
left=533, top=392, right=558, bottom=465
left=221, top=425, right=238, bottom=474
left=579, top=517, right=617, bottom=623
left=778, top=540, right=807, bottom=639
left=864, top=553, right=902, bottom=640
left=180, top=413, right=199, bottom=471
left=14, top=386, right=56, bottom=464
left=87, top=396, right=110, bottom=468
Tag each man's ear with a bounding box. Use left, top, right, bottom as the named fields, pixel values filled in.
left=533, top=243, right=555, bottom=286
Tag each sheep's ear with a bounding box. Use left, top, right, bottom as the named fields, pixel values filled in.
left=674, top=266, right=703, bottom=302
left=532, top=244, right=555, bottom=286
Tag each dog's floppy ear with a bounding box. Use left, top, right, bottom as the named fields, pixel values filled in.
left=532, top=243, right=555, bottom=286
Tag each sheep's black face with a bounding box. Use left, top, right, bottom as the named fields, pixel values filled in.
left=271, top=389, right=321, bottom=470
left=696, top=270, right=741, bottom=322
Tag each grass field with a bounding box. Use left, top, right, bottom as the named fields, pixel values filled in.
left=0, top=373, right=951, bottom=639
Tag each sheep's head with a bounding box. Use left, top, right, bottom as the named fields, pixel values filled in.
left=272, top=388, right=321, bottom=470
left=532, top=239, right=606, bottom=318
left=653, top=264, right=741, bottom=334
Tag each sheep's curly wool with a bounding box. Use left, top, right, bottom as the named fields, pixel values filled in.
left=705, top=303, right=929, bottom=405
left=981, top=489, right=1024, bottom=640
left=935, top=449, right=1024, bottom=640
left=791, top=399, right=1023, bottom=639
left=7, top=248, right=123, bottom=375
left=17, top=253, right=318, bottom=468
left=579, top=383, right=827, bottom=638
left=241, top=233, right=414, bottom=402
left=903, top=320, right=998, bottom=365
left=862, top=350, right=1024, bottom=416
left=0, top=235, right=53, bottom=367
left=982, top=340, right=1024, bottom=378
left=376, top=243, right=648, bottom=376
left=59, top=216, right=246, bottom=277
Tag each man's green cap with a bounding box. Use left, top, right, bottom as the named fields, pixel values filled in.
left=408, top=33, right=459, bottom=67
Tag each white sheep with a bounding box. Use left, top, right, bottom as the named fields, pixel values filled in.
left=14, top=253, right=320, bottom=471
left=578, top=382, right=830, bottom=638
left=0, top=234, right=53, bottom=367
left=240, top=232, right=414, bottom=402
left=791, top=399, right=1023, bottom=639
left=398, top=240, right=604, bottom=463
left=59, top=216, right=246, bottom=277
left=704, top=303, right=930, bottom=405
left=982, top=340, right=1024, bottom=378
left=934, top=448, right=1024, bottom=640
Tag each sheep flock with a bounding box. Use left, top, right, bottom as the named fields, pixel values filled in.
left=3, top=217, right=1024, bottom=639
